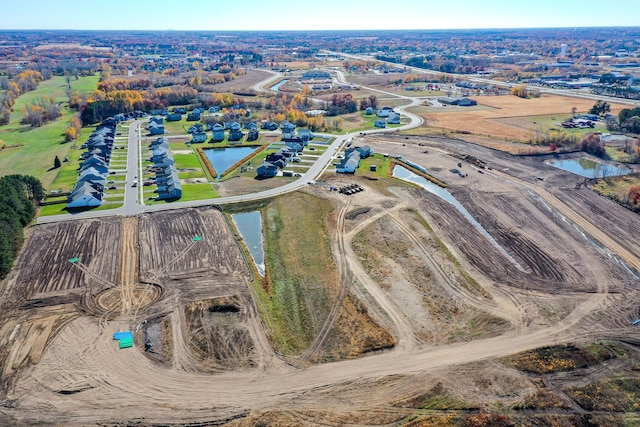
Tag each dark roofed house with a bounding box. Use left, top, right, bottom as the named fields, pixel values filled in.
left=191, top=132, right=208, bottom=143
left=261, top=121, right=279, bottom=131
left=166, top=112, right=182, bottom=122
left=257, top=162, right=278, bottom=178
left=149, top=122, right=165, bottom=135
left=247, top=128, right=259, bottom=142
left=374, top=120, right=387, bottom=128
left=272, top=159, right=287, bottom=169
left=80, top=154, right=108, bottom=171
left=438, top=97, right=477, bottom=106
left=387, top=112, right=401, bottom=124
left=297, top=128, right=313, bottom=143
left=228, top=129, right=244, bottom=142
left=211, top=124, right=225, bottom=142
left=187, top=111, right=201, bottom=121
left=285, top=141, right=304, bottom=153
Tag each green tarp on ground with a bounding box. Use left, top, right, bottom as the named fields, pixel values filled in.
left=119, top=338, right=133, bottom=349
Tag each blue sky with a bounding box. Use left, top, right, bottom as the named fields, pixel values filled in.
left=2, top=0, right=639, bottom=31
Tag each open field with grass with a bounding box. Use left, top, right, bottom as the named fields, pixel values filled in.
left=0, top=75, right=99, bottom=188
left=590, top=174, right=640, bottom=212
left=412, top=93, right=629, bottom=142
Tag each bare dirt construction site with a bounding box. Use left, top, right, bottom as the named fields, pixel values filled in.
left=2, top=134, right=640, bottom=425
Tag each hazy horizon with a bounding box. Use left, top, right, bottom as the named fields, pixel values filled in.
left=2, top=0, right=640, bottom=32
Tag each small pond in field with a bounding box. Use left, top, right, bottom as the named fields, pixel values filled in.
left=204, top=146, right=258, bottom=178
left=231, top=211, right=265, bottom=276
left=545, top=158, right=634, bottom=178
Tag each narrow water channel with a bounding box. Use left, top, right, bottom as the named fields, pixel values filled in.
left=393, top=165, right=523, bottom=270
left=270, top=79, right=289, bottom=91
left=232, top=211, right=265, bottom=276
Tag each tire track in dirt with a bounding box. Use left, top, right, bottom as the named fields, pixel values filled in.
left=341, top=201, right=418, bottom=352
left=299, top=200, right=352, bottom=362
left=492, top=169, right=639, bottom=282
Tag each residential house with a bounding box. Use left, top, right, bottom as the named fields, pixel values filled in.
left=336, top=151, right=361, bottom=174
left=261, top=121, right=279, bottom=131
left=374, top=120, right=387, bottom=128
left=211, top=124, right=225, bottom=142
left=376, top=107, right=393, bottom=118
left=280, top=120, right=296, bottom=140
left=256, top=162, right=278, bottom=178
left=247, top=128, right=259, bottom=142
left=387, top=112, right=401, bottom=124
left=187, top=111, right=201, bottom=121
left=149, top=122, right=165, bottom=135
left=166, top=112, right=182, bottom=122
left=191, top=132, right=208, bottom=143
left=228, top=122, right=244, bottom=142
left=297, top=128, right=314, bottom=143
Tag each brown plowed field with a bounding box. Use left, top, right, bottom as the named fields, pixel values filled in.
left=2, top=134, right=640, bottom=425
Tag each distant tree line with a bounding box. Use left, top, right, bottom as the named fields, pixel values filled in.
left=0, top=70, right=46, bottom=126
left=0, top=175, right=44, bottom=279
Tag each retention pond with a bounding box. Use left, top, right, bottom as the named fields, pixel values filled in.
left=232, top=211, right=265, bottom=276
left=545, top=157, right=634, bottom=178
left=204, top=146, right=258, bottom=178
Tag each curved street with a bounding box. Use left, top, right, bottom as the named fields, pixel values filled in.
left=37, top=73, right=424, bottom=224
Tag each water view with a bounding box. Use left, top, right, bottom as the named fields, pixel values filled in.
left=270, top=79, right=289, bottom=91
left=545, top=158, right=633, bottom=178
left=204, top=146, right=258, bottom=178
left=393, top=165, right=523, bottom=270
left=232, top=211, right=265, bottom=276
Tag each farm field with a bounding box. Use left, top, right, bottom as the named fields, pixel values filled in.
left=2, top=132, right=640, bottom=425
left=411, top=93, right=629, bottom=143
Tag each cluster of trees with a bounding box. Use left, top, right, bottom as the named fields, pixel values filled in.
left=403, top=73, right=451, bottom=84
left=323, top=93, right=358, bottom=116
left=625, top=184, right=640, bottom=208
left=588, top=100, right=611, bottom=117
left=21, top=96, right=61, bottom=127
left=97, top=78, right=153, bottom=92
left=618, top=107, right=640, bottom=133
left=511, top=84, right=540, bottom=99
left=535, top=130, right=579, bottom=148
left=65, top=116, right=82, bottom=142
left=0, top=175, right=44, bottom=279
left=581, top=133, right=606, bottom=158
left=0, top=70, right=46, bottom=125
left=405, top=55, right=488, bottom=74
left=79, top=77, right=249, bottom=124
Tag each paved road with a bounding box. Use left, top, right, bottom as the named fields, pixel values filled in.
left=37, top=74, right=425, bottom=224
left=326, top=50, right=640, bottom=107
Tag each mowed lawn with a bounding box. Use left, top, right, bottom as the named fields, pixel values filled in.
left=0, top=75, right=100, bottom=188
left=415, top=94, right=629, bottom=142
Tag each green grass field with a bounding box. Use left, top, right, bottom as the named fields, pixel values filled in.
left=0, top=75, right=100, bottom=188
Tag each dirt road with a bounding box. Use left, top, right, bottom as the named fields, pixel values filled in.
left=3, top=138, right=640, bottom=425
